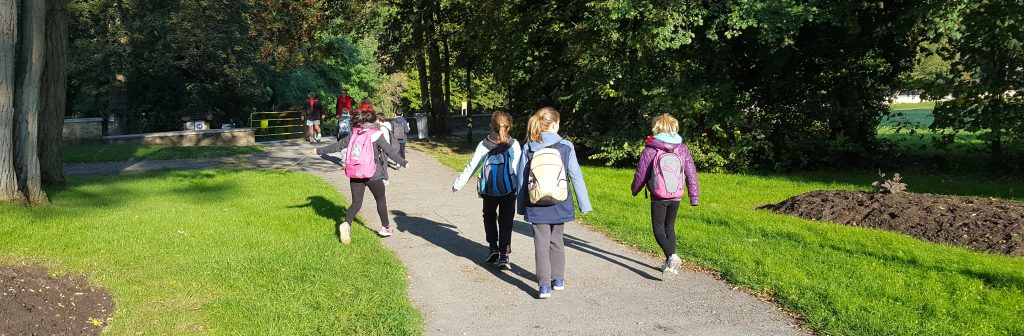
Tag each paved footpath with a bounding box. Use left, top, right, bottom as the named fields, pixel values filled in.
left=68, top=139, right=805, bottom=335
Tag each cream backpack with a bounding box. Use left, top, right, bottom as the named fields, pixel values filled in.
left=528, top=145, right=568, bottom=205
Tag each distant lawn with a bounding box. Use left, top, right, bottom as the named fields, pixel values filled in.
left=413, top=138, right=1024, bottom=335
left=881, top=103, right=1023, bottom=170
left=890, top=101, right=937, bottom=111
left=0, top=170, right=422, bottom=335
left=62, top=144, right=264, bottom=164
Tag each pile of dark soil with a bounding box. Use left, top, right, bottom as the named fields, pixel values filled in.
left=760, top=190, right=1024, bottom=256
left=0, top=265, right=115, bottom=335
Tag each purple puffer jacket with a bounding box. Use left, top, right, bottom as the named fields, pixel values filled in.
left=631, top=137, right=700, bottom=205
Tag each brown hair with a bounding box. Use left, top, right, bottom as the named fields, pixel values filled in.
left=490, top=111, right=513, bottom=145
left=352, top=111, right=376, bottom=125
left=527, top=107, right=560, bottom=142
left=376, top=112, right=386, bottom=123
left=651, top=114, right=679, bottom=134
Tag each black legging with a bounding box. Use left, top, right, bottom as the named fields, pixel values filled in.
left=346, top=178, right=390, bottom=228
left=482, top=193, right=516, bottom=253
left=651, top=200, right=681, bottom=257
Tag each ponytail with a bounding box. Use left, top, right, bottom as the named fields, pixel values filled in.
left=527, top=107, right=560, bottom=143
left=490, top=111, right=513, bottom=145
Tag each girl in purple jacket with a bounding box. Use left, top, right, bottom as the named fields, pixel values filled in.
left=631, top=114, right=700, bottom=276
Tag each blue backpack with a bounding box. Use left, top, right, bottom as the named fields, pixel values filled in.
left=478, top=146, right=516, bottom=196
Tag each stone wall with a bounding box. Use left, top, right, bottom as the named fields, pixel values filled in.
left=103, top=128, right=256, bottom=146
left=62, top=118, right=103, bottom=143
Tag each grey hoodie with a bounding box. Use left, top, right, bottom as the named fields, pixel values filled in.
left=453, top=133, right=523, bottom=192
left=516, top=132, right=592, bottom=224
left=315, top=123, right=407, bottom=181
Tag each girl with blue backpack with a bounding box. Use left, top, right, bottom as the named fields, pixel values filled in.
left=452, top=111, right=521, bottom=270
left=516, top=107, right=592, bottom=299
left=311, top=111, right=409, bottom=244
left=630, top=114, right=700, bottom=276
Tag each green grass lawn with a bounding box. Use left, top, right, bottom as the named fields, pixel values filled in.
left=412, top=137, right=1024, bottom=335
left=880, top=103, right=1023, bottom=170
left=62, top=143, right=264, bottom=164
left=0, top=170, right=422, bottom=335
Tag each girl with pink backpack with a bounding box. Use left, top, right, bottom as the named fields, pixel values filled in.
left=630, top=114, right=700, bottom=276
left=312, top=111, right=409, bottom=244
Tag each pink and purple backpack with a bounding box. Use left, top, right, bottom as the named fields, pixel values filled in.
left=345, top=128, right=379, bottom=178
left=647, top=148, right=686, bottom=199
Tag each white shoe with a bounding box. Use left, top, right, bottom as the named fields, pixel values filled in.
left=382, top=179, right=390, bottom=186
left=662, top=254, right=681, bottom=275
left=377, top=226, right=394, bottom=237
left=339, top=222, right=351, bottom=244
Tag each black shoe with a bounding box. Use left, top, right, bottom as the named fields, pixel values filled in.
left=497, top=254, right=511, bottom=270
left=485, top=250, right=500, bottom=264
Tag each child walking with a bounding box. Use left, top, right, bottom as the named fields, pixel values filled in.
left=452, top=111, right=522, bottom=270
left=630, top=114, right=700, bottom=276
left=517, top=107, right=592, bottom=299
left=312, top=111, right=409, bottom=244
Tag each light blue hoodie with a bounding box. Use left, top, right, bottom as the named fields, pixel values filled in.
left=516, top=132, right=592, bottom=224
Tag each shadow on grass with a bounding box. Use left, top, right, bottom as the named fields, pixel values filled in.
left=390, top=210, right=538, bottom=296
left=289, top=196, right=356, bottom=237
left=408, top=137, right=477, bottom=155
left=731, top=213, right=1024, bottom=290
left=510, top=220, right=662, bottom=281
left=748, top=170, right=1024, bottom=201
left=44, top=170, right=243, bottom=210
left=62, top=143, right=263, bottom=164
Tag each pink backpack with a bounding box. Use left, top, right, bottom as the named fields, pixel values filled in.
left=647, top=148, right=686, bottom=199
left=345, top=127, right=379, bottom=178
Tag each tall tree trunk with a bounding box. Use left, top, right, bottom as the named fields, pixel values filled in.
left=0, top=0, right=25, bottom=203
left=13, top=0, right=47, bottom=204
left=413, top=8, right=430, bottom=116
left=990, top=99, right=1004, bottom=167
left=425, top=0, right=446, bottom=134
left=442, top=33, right=452, bottom=116
left=38, top=0, right=67, bottom=186
left=465, top=57, right=473, bottom=117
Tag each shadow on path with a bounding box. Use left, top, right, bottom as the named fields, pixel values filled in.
left=391, top=210, right=538, bottom=296
left=511, top=221, right=662, bottom=281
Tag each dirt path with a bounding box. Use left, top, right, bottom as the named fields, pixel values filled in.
left=251, top=140, right=804, bottom=335
left=66, top=139, right=804, bottom=335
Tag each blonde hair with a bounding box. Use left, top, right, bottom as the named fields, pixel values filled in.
left=527, top=107, right=560, bottom=142
left=651, top=114, right=679, bottom=134
left=490, top=111, right=513, bottom=145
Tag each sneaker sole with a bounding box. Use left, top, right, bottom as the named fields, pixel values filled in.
left=378, top=231, right=393, bottom=237
left=538, top=293, right=551, bottom=299
left=553, top=286, right=564, bottom=291
left=339, top=223, right=351, bottom=244
left=498, top=263, right=511, bottom=270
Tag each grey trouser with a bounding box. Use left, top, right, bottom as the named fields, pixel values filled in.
left=532, top=224, right=565, bottom=286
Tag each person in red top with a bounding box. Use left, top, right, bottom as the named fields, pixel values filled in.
left=301, top=92, right=325, bottom=142
left=336, top=89, right=354, bottom=119
left=356, top=97, right=375, bottom=113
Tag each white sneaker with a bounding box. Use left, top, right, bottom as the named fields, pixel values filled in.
left=382, top=179, right=390, bottom=186
left=339, top=222, right=351, bottom=244
left=377, top=226, right=394, bottom=237
left=662, top=254, right=682, bottom=275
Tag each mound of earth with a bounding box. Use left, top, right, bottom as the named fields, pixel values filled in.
left=1, top=265, right=115, bottom=335
left=760, top=190, right=1024, bottom=256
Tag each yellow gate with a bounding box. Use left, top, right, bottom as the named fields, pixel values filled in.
left=250, top=111, right=304, bottom=141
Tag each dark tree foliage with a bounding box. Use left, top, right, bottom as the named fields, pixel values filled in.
left=403, top=0, right=938, bottom=171
left=927, top=0, right=1023, bottom=168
